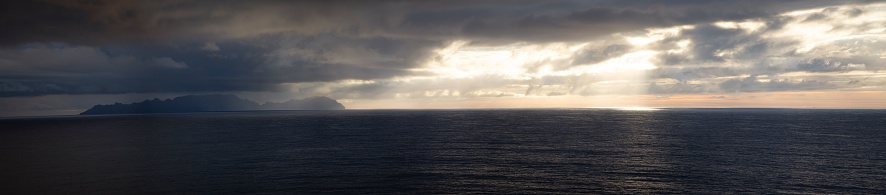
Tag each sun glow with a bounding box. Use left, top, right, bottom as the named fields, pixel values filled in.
left=422, top=40, right=659, bottom=79
left=404, top=39, right=662, bottom=107
left=360, top=2, right=886, bottom=109
left=422, top=41, right=584, bottom=79
left=563, top=50, right=658, bottom=75
left=288, top=3, right=886, bottom=110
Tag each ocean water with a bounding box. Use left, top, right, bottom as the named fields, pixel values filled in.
left=1, top=109, right=886, bottom=194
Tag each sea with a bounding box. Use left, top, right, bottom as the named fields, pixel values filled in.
left=1, top=109, right=885, bottom=194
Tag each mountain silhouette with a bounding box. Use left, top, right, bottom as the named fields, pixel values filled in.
left=80, top=94, right=345, bottom=115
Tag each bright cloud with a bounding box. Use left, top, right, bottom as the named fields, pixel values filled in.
left=2, top=1, right=886, bottom=116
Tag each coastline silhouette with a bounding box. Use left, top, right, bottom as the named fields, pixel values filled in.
left=80, top=94, right=345, bottom=115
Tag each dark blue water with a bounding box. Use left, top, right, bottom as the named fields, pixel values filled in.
left=2, top=109, right=886, bottom=194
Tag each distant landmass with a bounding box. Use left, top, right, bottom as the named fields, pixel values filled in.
left=80, top=94, right=345, bottom=115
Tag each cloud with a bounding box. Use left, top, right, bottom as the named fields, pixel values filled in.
left=0, top=0, right=883, bottom=102
left=200, top=42, right=220, bottom=51
left=651, top=67, right=742, bottom=81
left=0, top=45, right=116, bottom=73
left=795, top=58, right=866, bottom=72
left=0, top=36, right=436, bottom=97
left=571, top=44, right=631, bottom=66
left=0, top=0, right=862, bottom=46
left=719, top=75, right=832, bottom=92
left=152, top=57, right=188, bottom=68
left=635, top=2, right=886, bottom=95
left=649, top=80, right=713, bottom=94
left=270, top=35, right=443, bottom=69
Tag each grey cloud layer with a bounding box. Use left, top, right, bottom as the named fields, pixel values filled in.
left=0, top=0, right=878, bottom=97
left=1, top=0, right=858, bottom=44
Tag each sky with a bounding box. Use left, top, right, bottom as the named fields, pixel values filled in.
left=2, top=0, right=886, bottom=116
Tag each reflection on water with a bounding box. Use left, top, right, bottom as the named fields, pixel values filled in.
left=1, top=109, right=885, bottom=194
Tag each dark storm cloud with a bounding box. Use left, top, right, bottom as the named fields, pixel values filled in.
left=323, top=75, right=521, bottom=99
left=275, top=35, right=443, bottom=69
left=1, top=0, right=860, bottom=46
left=0, top=0, right=161, bottom=46
left=0, top=38, right=426, bottom=97
left=460, top=5, right=752, bottom=42
left=399, top=0, right=860, bottom=43
left=0, top=0, right=875, bottom=97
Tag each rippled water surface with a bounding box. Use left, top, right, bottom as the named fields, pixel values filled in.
left=2, top=109, right=886, bottom=194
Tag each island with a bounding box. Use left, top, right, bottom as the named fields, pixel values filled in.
left=79, top=94, right=345, bottom=115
